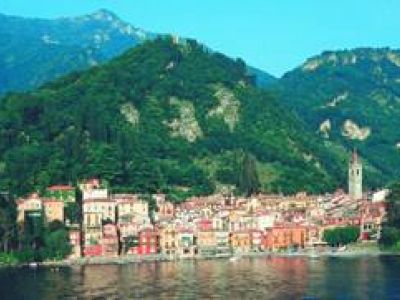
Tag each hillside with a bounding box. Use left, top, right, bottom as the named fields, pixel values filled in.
left=278, top=48, right=400, bottom=185
left=0, top=37, right=347, bottom=199
left=0, top=9, right=155, bottom=94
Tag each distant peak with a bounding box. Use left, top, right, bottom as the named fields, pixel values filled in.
left=89, top=9, right=119, bottom=21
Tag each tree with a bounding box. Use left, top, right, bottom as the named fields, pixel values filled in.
left=379, top=182, right=400, bottom=248
left=238, top=152, right=260, bottom=197
left=43, top=228, right=71, bottom=260
left=0, top=192, right=17, bottom=252
left=323, top=226, right=360, bottom=246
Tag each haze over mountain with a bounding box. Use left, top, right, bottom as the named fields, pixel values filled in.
left=278, top=48, right=400, bottom=184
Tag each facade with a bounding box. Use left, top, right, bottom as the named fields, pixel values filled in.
left=68, top=227, right=82, bottom=258
left=159, top=225, right=178, bottom=255
left=264, top=225, right=307, bottom=251
left=230, top=231, right=251, bottom=253
left=43, top=199, right=64, bottom=223
left=16, top=193, right=43, bottom=224
left=102, top=223, right=119, bottom=257
left=196, top=231, right=217, bottom=256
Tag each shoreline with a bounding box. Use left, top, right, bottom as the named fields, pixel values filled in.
left=3, top=249, right=399, bottom=269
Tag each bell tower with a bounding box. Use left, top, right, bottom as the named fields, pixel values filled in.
left=348, top=149, right=362, bottom=200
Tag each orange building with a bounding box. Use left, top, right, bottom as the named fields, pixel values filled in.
left=264, top=225, right=307, bottom=250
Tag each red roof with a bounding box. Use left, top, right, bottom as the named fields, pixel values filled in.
left=47, top=185, right=74, bottom=191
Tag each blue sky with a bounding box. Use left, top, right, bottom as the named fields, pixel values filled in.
left=1, top=0, right=399, bottom=77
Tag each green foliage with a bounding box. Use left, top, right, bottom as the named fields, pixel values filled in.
left=0, top=38, right=347, bottom=199
left=380, top=182, right=400, bottom=249
left=278, top=48, right=400, bottom=187
left=238, top=152, right=260, bottom=197
left=323, top=226, right=360, bottom=246
left=65, top=202, right=81, bottom=225
left=0, top=192, right=17, bottom=252
left=42, top=227, right=71, bottom=260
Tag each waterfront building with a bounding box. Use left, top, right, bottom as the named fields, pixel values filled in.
left=264, top=225, right=307, bottom=251
left=230, top=231, right=251, bottom=253
left=196, top=230, right=217, bottom=256
left=215, top=230, right=231, bottom=256
left=134, top=228, right=159, bottom=255
left=177, top=229, right=196, bottom=257
left=159, top=224, right=178, bottom=256
left=102, top=223, right=119, bottom=257
left=68, top=226, right=81, bottom=258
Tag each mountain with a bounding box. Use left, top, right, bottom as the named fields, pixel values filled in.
left=278, top=48, right=400, bottom=185
left=0, top=10, right=273, bottom=95
left=0, top=9, right=155, bottom=95
left=0, top=37, right=347, bottom=198
left=246, top=66, right=277, bottom=88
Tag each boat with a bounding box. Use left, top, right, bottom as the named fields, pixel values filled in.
left=28, top=262, right=39, bottom=269
left=229, top=256, right=240, bottom=262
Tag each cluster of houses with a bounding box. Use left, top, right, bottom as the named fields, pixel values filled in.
left=15, top=151, right=389, bottom=259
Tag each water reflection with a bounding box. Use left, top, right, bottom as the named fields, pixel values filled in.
left=1, top=256, right=400, bottom=299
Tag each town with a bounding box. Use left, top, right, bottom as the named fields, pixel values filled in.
left=15, top=150, right=388, bottom=261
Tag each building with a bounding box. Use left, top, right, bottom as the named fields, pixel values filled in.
left=16, top=193, right=43, bottom=224
left=102, top=223, right=119, bottom=257
left=159, top=224, right=178, bottom=256
left=43, top=199, right=64, bottom=223
left=133, top=228, right=159, bottom=255
left=230, top=231, right=251, bottom=253
left=264, top=225, right=307, bottom=251
left=177, top=229, right=196, bottom=258
left=349, top=149, right=363, bottom=200
left=68, top=226, right=82, bottom=258
left=196, top=231, right=217, bottom=256
left=154, top=194, right=174, bottom=220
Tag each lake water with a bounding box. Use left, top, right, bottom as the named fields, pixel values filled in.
left=1, top=256, right=400, bottom=299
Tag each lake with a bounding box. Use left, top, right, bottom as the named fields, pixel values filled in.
left=1, top=256, right=400, bottom=299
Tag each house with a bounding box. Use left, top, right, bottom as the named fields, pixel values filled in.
left=159, top=224, right=178, bottom=256
left=102, top=223, right=119, bottom=257
left=230, top=231, right=251, bottom=253
left=16, top=193, right=43, bottom=224
left=177, top=229, right=195, bottom=258
left=114, top=194, right=149, bottom=227
left=249, top=229, right=263, bottom=251
left=43, top=199, right=64, bottom=223
left=133, top=228, right=159, bottom=255
left=215, top=231, right=230, bottom=256
left=68, top=226, right=81, bottom=258
left=264, top=225, right=307, bottom=251
left=154, top=194, right=174, bottom=220
left=196, top=230, right=217, bottom=256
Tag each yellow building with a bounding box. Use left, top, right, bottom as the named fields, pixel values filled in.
left=230, top=231, right=251, bottom=252
left=43, top=199, right=64, bottom=223
left=159, top=224, right=178, bottom=255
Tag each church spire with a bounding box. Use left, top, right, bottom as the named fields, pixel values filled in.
left=348, top=149, right=362, bottom=200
